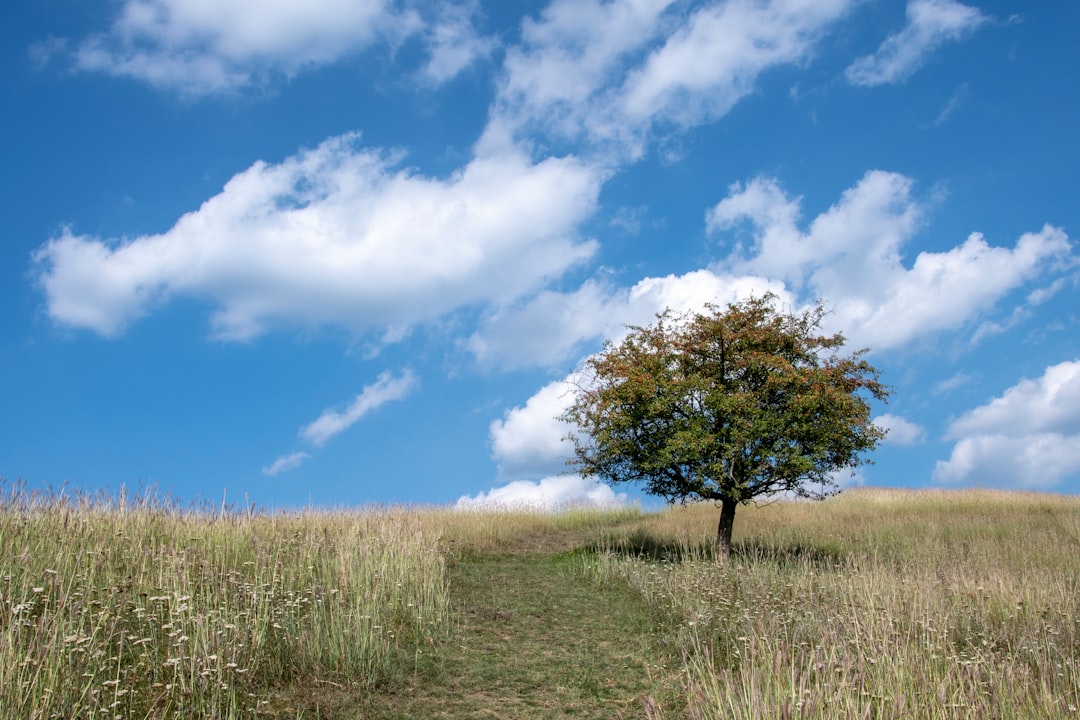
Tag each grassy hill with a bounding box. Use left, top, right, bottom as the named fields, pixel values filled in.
left=2, top=485, right=1078, bottom=718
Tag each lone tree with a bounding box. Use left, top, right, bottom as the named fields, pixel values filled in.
left=561, top=294, right=890, bottom=558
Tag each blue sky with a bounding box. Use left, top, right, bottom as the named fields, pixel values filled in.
left=2, top=0, right=1078, bottom=509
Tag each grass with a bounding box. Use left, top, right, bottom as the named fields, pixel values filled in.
left=352, top=546, right=683, bottom=719
left=4, top=484, right=1079, bottom=719
left=589, top=489, right=1080, bottom=719
left=0, top=485, right=450, bottom=719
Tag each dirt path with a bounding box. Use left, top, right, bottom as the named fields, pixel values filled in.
left=351, top=536, right=683, bottom=719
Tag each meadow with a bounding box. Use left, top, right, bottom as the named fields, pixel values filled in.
left=590, top=489, right=1080, bottom=719
left=2, top=483, right=1078, bottom=719
left=0, top=485, right=450, bottom=719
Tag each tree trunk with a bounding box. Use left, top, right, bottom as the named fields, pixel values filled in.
left=716, top=497, right=737, bottom=560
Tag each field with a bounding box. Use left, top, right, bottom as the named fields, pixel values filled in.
left=2, top=484, right=1078, bottom=719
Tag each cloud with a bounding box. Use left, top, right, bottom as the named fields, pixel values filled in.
left=946, top=361, right=1080, bottom=439
left=34, top=134, right=602, bottom=341
left=846, top=0, right=988, bottom=87
left=933, top=371, right=974, bottom=395
left=486, top=0, right=676, bottom=154
left=489, top=379, right=577, bottom=480
left=262, top=451, right=310, bottom=476
left=934, top=359, right=1080, bottom=489
left=873, top=413, right=926, bottom=446
left=419, top=1, right=495, bottom=84
left=484, top=170, right=1071, bottom=490
left=708, top=171, right=1073, bottom=350
left=932, top=82, right=970, bottom=126
left=485, top=0, right=857, bottom=159
left=468, top=269, right=788, bottom=370
left=301, top=370, right=418, bottom=447
left=618, top=0, right=853, bottom=130
left=455, top=474, right=628, bottom=511
left=61, top=0, right=423, bottom=95
left=41, top=0, right=499, bottom=95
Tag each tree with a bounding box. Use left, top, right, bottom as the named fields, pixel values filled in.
left=561, top=294, right=890, bottom=558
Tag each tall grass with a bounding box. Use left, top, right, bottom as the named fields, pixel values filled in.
left=9, top=482, right=1079, bottom=719
left=0, top=485, right=449, bottom=720
left=588, top=489, right=1080, bottom=719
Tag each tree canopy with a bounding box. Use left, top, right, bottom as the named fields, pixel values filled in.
left=561, top=294, right=890, bottom=557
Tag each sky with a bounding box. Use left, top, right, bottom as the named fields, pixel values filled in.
left=2, top=0, right=1078, bottom=510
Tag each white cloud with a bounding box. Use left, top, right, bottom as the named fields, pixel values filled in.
left=486, top=0, right=856, bottom=159
left=618, top=0, right=852, bottom=129
left=846, top=0, right=988, bottom=87
left=708, top=171, right=1073, bottom=350
left=469, top=269, right=788, bottom=370
left=66, top=0, right=421, bottom=95
left=489, top=379, right=577, bottom=480
left=947, top=361, right=1080, bottom=439
left=934, top=435, right=1080, bottom=490
left=48, top=0, right=499, bottom=95
left=301, top=370, right=417, bottom=447
left=933, top=371, right=973, bottom=395
left=708, top=171, right=926, bottom=292
left=419, top=1, right=495, bottom=84
left=455, top=474, right=628, bottom=511
left=34, top=134, right=602, bottom=341
left=262, top=451, right=310, bottom=476
left=934, top=359, right=1080, bottom=489
left=487, top=0, right=675, bottom=154
left=873, top=413, right=926, bottom=446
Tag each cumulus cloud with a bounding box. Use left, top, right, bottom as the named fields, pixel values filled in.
left=59, top=0, right=419, bottom=95
left=34, top=134, right=602, bottom=341
left=873, top=413, right=926, bottom=446
left=486, top=0, right=675, bottom=154
left=262, top=451, right=310, bottom=477
left=618, top=0, right=852, bottom=129
left=455, top=474, right=628, bottom=511
left=934, top=359, right=1080, bottom=488
left=45, top=0, right=494, bottom=95
left=489, top=379, right=577, bottom=480
left=468, top=269, right=789, bottom=370
left=846, top=0, right=988, bottom=87
left=301, top=370, right=417, bottom=447
left=707, top=171, right=1073, bottom=350
left=483, top=170, right=1071, bottom=490
left=485, top=0, right=856, bottom=159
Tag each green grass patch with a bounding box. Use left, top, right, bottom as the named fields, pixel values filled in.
left=352, top=516, right=684, bottom=719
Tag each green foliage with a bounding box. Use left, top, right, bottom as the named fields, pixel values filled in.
left=562, top=294, right=890, bottom=550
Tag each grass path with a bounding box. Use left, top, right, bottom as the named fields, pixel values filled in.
left=348, top=528, right=684, bottom=719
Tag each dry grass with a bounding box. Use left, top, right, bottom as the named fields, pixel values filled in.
left=589, top=488, right=1080, bottom=719
left=0, top=485, right=450, bottom=720
left=7, top=483, right=1079, bottom=719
